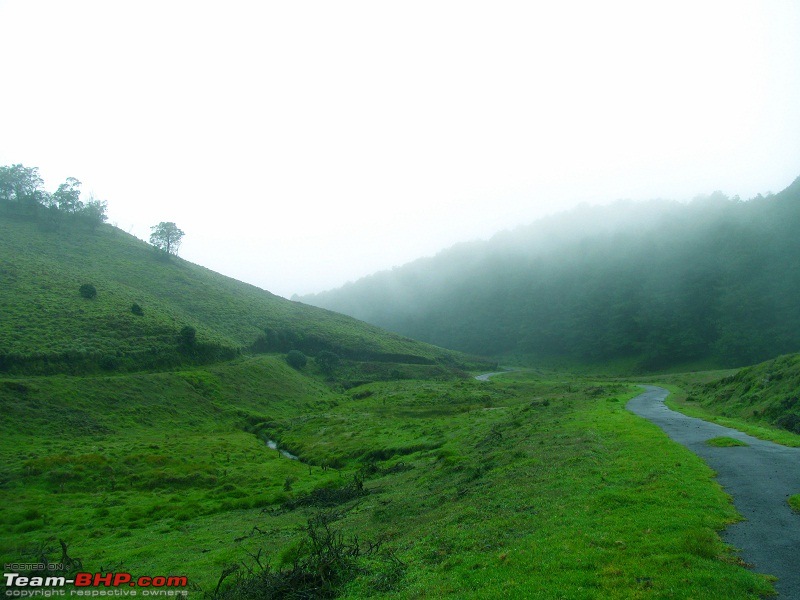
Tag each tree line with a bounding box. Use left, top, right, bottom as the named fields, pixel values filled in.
left=0, top=164, right=108, bottom=230
left=1, top=163, right=185, bottom=256
left=303, top=176, right=800, bottom=370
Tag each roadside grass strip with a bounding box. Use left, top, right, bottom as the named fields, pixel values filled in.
left=706, top=437, right=749, bottom=447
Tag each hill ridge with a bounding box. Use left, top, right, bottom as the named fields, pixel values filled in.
left=0, top=216, right=478, bottom=375
left=302, top=176, right=800, bottom=370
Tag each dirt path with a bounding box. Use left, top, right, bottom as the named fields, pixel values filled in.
left=627, top=385, right=800, bottom=599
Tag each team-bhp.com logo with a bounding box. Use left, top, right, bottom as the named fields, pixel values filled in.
left=4, top=572, right=188, bottom=597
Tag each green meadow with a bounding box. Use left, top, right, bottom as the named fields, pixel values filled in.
left=0, top=364, right=774, bottom=598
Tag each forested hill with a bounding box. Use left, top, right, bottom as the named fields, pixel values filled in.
left=302, top=176, right=800, bottom=370
left=0, top=215, right=474, bottom=375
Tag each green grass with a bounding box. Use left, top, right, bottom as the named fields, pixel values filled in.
left=0, top=217, right=484, bottom=374
left=706, top=437, right=749, bottom=447
left=0, top=356, right=341, bottom=585
left=1, top=366, right=774, bottom=597
left=789, top=495, right=800, bottom=513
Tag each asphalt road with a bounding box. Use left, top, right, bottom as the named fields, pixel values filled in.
left=627, top=385, right=800, bottom=599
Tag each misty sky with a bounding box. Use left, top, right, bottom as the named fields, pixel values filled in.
left=2, top=1, right=799, bottom=298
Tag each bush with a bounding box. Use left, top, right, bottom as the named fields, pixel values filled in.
left=214, top=512, right=403, bottom=599
left=280, top=475, right=366, bottom=510
left=131, top=303, right=144, bottom=316
left=179, top=326, right=196, bottom=349
left=250, top=334, right=269, bottom=353
left=315, top=350, right=340, bottom=374
left=78, top=284, right=97, bottom=299
left=776, top=413, right=800, bottom=433
left=286, top=350, right=307, bottom=369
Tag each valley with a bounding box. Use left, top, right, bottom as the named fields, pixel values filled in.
left=3, top=176, right=800, bottom=598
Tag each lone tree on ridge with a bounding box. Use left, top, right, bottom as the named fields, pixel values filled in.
left=149, top=221, right=185, bottom=256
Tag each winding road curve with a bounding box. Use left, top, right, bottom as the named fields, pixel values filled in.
left=628, top=385, right=800, bottom=599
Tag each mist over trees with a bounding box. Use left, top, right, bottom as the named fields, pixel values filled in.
left=303, top=176, right=800, bottom=370
left=0, top=163, right=108, bottom=230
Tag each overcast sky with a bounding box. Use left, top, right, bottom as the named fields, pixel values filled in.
left=2, top=1, right=799, bottom=298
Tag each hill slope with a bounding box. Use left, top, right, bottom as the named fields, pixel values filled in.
left=303, top=176, right=800, bottom=369
left=0, top=217, right=477, bottom=374
left=690, top=353, right=800, bottom=434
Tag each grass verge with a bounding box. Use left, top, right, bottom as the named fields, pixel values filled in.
left=647, top=382, right=800, bottom=447
left=706, top=437, right=749, bottom=447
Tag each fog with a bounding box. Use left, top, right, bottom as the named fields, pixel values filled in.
left=1, top=1, right=799, bottom=298
left=302, top=184, right=800, bottom=367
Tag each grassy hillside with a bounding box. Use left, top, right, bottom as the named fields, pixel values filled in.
left=0, top=189, right=781, bottom=597
left=686, top=353, right=800, bottom=437
left=626, top=358, right=800, bottom=446
left=0, top=356, right=347, bottom=587
left=0, top=217, right=480, bottom=374
left=303, top=176, right=800, bottom=370
left=0, top=365, right=774, bottom=598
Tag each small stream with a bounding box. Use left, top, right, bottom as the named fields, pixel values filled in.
left=475, top=369, right=515, bottom=381
left=264, top=438, right=299, bottom=460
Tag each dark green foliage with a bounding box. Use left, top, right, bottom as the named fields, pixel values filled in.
left=315, top=350, right=340, bottom=374
left=250, top=333, right=270, bottom=353
left=691, top=353, right=800, bottom=433
left=0, top=164, right=46, bottom=208
left=131, top=303, right=144, bottom=316
left=775, top=413, right=800, bottom=434
left=78, top=283, right=97, bottom=299
left=304, top=177, right=800, bottom=370
left=80, top=197, right=108, bottom=230
left=285, top=350, right=307, bottom=369
left=280, top=476, right=366, bottom=510
left=149, top=221, right=184, bottom=256
left=179, top=325, right=197, bottom=348
left=0, top=164, right=107, bottom=229
left=214, top=513, right=403, bottom=599
left=52, top=178, right=82, bottom=213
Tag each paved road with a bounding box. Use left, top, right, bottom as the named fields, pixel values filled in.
left=627, top=385, right=800, bottom=599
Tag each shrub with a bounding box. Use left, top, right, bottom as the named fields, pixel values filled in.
left=776, top=413, right=800, bottom=433
left=78, top=284, right=97, bottom=299
left=286, top=350, right=307, bottom=369
left=131, top=303, right=144, bottom=316
left=250, top=334, right=269, bottom=353
left=280, top=475, right=366, bottom=510
left=315, top=350, right=340, bottom=374
left=214, top=512, right=403, bottom=599
left=179, top=326, right=196, bottom=349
